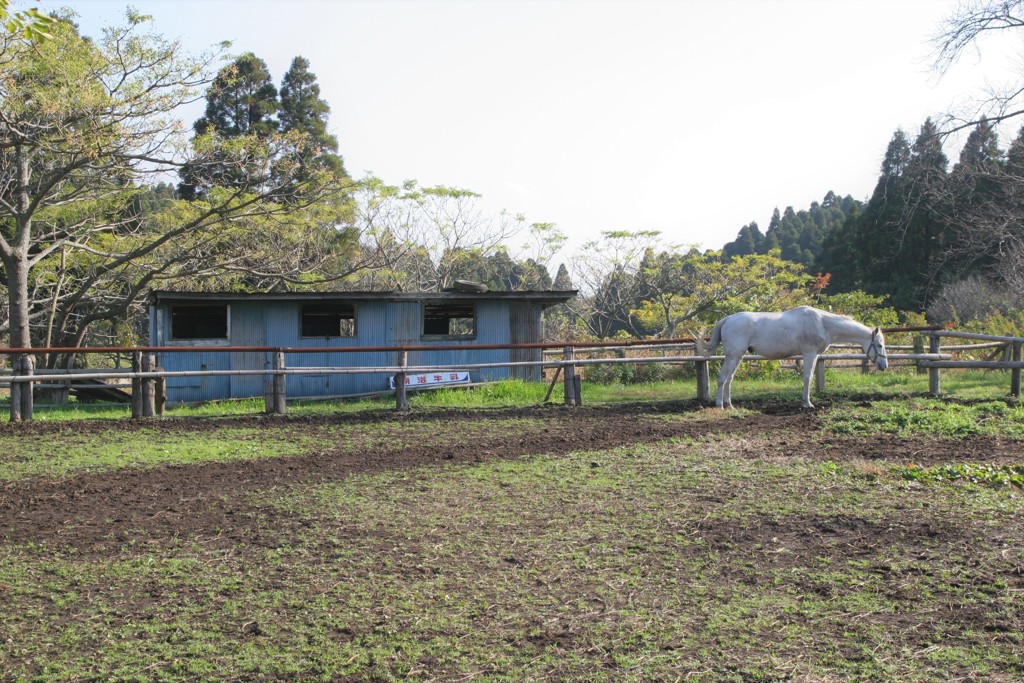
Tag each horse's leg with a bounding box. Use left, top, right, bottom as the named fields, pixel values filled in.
left=717, top=355, right=741, bottom=409
left=801, top=353, right=817, bottom=409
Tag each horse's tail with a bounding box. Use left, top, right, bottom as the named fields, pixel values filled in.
left=697, top=318, right=725, bottom=357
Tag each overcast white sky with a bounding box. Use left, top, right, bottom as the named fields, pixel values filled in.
left=68, top=0, right=1022, bottom=260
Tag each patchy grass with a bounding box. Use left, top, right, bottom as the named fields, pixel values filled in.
left=823, top=397, right=1024, bottom=438
left=2, top=434, right=1022, bottom=681
left=0, top=426, right=316, bottom=481
left=1, top=387, right=1023, bottom=681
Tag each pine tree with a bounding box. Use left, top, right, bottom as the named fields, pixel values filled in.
left=278, top=56, right=346, bottom=183
left=195, top=52, right=278, bottom=138
left=848, top=128, right=915, bottom=305
left=179, top=53, right=280, bottom=199
left=722, top=222, right=762, bottom=259
left=943, top=118, right=1009, bottom=280
left=553, top=263, right=574, bottom=290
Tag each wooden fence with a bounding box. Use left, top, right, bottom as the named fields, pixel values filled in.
left=1, top=328, right=1021, bottom=423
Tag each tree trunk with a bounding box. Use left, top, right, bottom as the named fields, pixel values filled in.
left=5, top=251, right=32, bottom=349
left=4, top=144, right=33, bottom=349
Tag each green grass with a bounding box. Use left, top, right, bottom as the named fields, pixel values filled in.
left=3, top=367, right=1019, bottom=422
left=0, top=426, right=315, bottom=481
left=823, top=397, right=1024, bottom=438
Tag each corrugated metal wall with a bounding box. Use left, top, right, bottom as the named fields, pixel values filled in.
left=154, top=304, right=232, bottom=404
left=230, top=302, right=269, bottom=399
left=509, top=301, right=543, bottom=381
left=156, top=297, right=544, bottom=404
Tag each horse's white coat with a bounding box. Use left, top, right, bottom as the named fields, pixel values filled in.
left=702, top=306, right=888, bottom=409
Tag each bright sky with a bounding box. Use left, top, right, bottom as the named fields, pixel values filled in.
left=68, top=0, right=1022, bottom=260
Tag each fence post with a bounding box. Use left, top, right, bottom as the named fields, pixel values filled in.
left=131, top=350, right=143, bottom=419
left=695, top=356, right=710, bottom=403
left=1011, top=340, right=1022, bottom=398
left=10, top=355, right=34, bottom=423
left=913, top=336, right=926, bottom=375
left=264, top=355, right=274, bottom=413
left=271, top=350, right=287, bottom=415
left=815, top=357, right=826, bottom=393
left=155, top=363, right=166, bottom=417
left=22, top=355, right=34, bottom=421
left=395, top=349, right=409, bottom=411
left=9, top=361, right=21, bottom=423
left=928, top=334, right=941, bottom=397
left=142, top=353, right=156, bottom=418
left=563, top=346, right=577, bottom=406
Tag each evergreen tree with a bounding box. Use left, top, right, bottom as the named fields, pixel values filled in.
left=821, top=121, right=950, bottom=310
left=553, top=263, right=574, bottom=290
left=195, top=52, right=279, bottom=138
left=278, top=56, right=346, bottom=184
left=721, top=222, right=762, bottom=259
left=942, top=119, right=1015, bottom=284
left=722, top=194, right=857, bottom=268
left=179, top=53, right=280, bottom=199
left=847, top=128, right=915, bottom=306
left=903, top=118, right=951, bottom=301
left=1006, top=125, right=1024, bottom=176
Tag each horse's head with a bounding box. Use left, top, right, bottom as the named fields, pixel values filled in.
left=865, top=327, right=888, bottom=370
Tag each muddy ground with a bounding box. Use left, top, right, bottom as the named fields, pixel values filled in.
left=2, top=399, right=1021, bottom=556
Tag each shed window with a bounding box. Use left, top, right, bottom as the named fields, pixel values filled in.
left=423, top=302, right=476, bottom=339
left=301, top=303, right=356, bottom=337
left=170, top=304, right=229, bottom=340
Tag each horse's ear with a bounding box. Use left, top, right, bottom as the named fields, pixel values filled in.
left=872, top=326, right=881, bottom=337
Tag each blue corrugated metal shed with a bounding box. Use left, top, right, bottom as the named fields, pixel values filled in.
left=149, top=290, right=576, bottom=405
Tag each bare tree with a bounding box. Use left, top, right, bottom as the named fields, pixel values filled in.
left=931, top=0, right=1024, bottom=135
left=570, top=230, right=663, bottom=338
left=343, top=177, right=525, bottom=292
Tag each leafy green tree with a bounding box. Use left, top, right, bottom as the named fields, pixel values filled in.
left=0, top=13, right=352, bottom=352
left=341, top=177, right=526, bottom=292
left=0, top=0, right=53, bottom=40
left=631, top=250, right=813, bottom=337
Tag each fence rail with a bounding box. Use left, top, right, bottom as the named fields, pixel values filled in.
left=1, top=326, right=1020, bottom=423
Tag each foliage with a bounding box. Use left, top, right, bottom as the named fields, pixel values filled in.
left=631, top=249, right=813, bottom=337
left=815, top=290, right=899, bottom=328
left=345, top=176, right=537, bottom=291
left=721, top=191, right=861, bottom=266
left=0, top=0, right=53, bottom=40
left=0, top=15, right=356, bottom=353
left=927, top=275, right=1022, bottom=325
left=581, top=357, right=676, bottom=385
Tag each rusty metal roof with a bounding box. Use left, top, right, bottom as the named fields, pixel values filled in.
left=150, top=290, right=577, bottom=306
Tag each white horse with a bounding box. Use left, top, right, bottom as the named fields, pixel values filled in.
left=701, top=306, right=888, bottom=409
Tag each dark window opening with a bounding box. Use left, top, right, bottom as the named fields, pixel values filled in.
left=170, top=304, right=229, bottom=340
left=423, top=302, right=476, bottom=338
left=301, top=303, right=356, bottom=337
